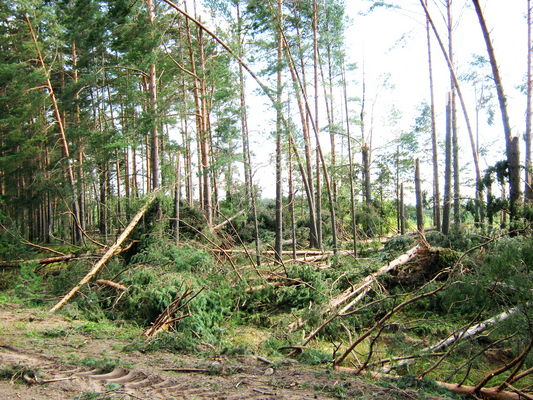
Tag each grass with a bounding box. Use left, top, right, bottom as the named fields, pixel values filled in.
left=79, top=356, right=131, bottom=373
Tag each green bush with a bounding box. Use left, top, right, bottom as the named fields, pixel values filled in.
left=129, top=242, right=212, bottom=273
left=118, top=268, right=183, bottom=324
left=433, top=236, right=532, bottom=317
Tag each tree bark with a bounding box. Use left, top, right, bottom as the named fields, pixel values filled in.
left=300, top=245, right=423, bottom=346
left=415, top=159, right=424, bottom=232
left=525, top=0, right=532, bottom=202
left=472, top=0, right=522, bottom=218
left=425, top=1, right=441, bottom=231
left=447, top=0, right=460, bottom=228
left=146, top=0, right=160, bottom=191
left=237, top=2, right=261, bottom=266
left=382, top=305, right=522, bottom=373
left=274, top=0, right=284, bottom=263
left=174, top=153, right=181, bottom=243
left=400, top=182, right=405, bottom=235
left=442, top=93, right=452, bottom=235
left=24, top=14, right=83, bottom=243
left=313, top=0, right=322, bottom=249
left=420, top=1, right=483, bottom=228
left=342, top=63, right=358, bottom=256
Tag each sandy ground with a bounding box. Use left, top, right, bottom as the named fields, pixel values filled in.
left=0, top=304, right=452, bottom=400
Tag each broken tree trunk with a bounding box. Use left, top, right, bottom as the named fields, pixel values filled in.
left=49, top=190, right=160, bottom=313
left=381, top=305, right=523, bottom=373
left=329, top=245, right=423, bottom=310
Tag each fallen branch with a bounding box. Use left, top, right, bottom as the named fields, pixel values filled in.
left=161, top=368, right=210, bottom=373
left=382, top=305, right=523, bottom=373
left=475, top=338, right=533, bottom=394
left=212, top=249, right=326, bottom=256
left=143, top=287, right=202, bottom=338
left=20, top=240, right=66, bottom=256
left=444, top=333, right=517, bottom=382
left=49, top=190, right=160, bottom=313
left=297, top=245, right=423, bottom=346
left=95, top=279, right=127, bottom=292
left=176, top=218, right=245, bottom=283
left=23, top=375, right=77, bottom=385
left=211, top=209, right=245, bottom=232
left=334, top=281, right=446, bottom=366
left=1, top=241, right=135, bottom=270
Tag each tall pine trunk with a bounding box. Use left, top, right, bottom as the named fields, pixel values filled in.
left=237, top=3, right=261, bottom=265
left=425, top=0, right=441, bottom=231
left=274, top=0, right=284, bottom=263
left=472, top=0, right=522, bottom=219
left=415, top=159, right=424, bottom=232
left=525, top=0, right=532, bottom=202
left=146, top=0, right=160, bottom=191
left=447, top=0, right=460, bottom=228
left=442, top=93, right=452, bottom=235
left=343, top=64, right=358, bottom=255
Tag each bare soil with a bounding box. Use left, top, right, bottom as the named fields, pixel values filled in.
left=0, top=304, right=453, bottom=400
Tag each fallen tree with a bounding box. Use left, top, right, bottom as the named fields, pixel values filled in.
left=49, top=189, right=160, bottom=313
left=329, top=245, right=423, bottom=310
left=297, top=245, right=425, bottom=346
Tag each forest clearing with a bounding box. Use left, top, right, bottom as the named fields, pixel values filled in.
left=0, top=0, right=532, bottom=399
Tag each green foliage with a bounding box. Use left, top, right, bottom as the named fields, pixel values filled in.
left=425, top=229, right=485, bottom=251
left=79, top=357, right=126, bottom=373
left=123, top=331, right=198, bottom=353
left=118, top=268, right=184, bottom=324
left=130, top=241, right=212, bottom=273
left=241, top=265, right=327, bottom=315
left=0, top=229, right=27, bottom=261
left=9, top=261, right=43, bottom=303
left=379, top=235, right=415, bottom=260
left=430, top=236, right=532, bottom=318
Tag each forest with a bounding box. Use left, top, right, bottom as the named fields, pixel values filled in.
left=0, top=0, right=532, bottom=399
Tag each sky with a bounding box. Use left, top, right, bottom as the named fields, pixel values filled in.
left=213, top=0, right=530, bottom=201
left=344, top=0, right=527, bottom=156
